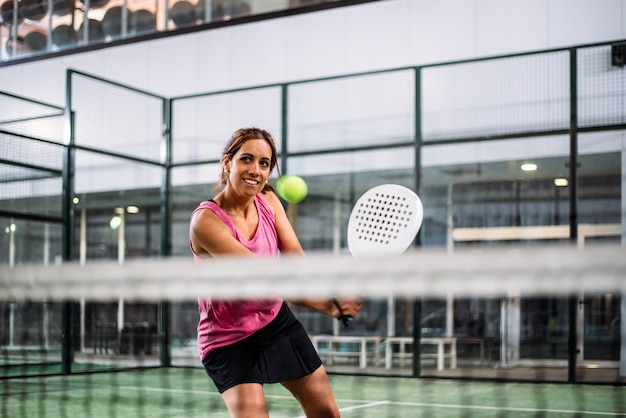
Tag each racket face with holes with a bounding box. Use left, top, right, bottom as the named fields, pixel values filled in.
left=347, top=184, right=423, bottom=257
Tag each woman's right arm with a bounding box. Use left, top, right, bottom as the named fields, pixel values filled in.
left=190, top=209, right=255, bottom=257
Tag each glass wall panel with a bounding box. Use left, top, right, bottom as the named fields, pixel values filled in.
left=0, top=169, right=63, bottom=220
left=0, top=218, right=63, bottom=265
left=169, top=300, right=200, bottom=365
left=454, top=298, right=501, bottom=364
left=72, top=75, right=165, bottom=163
left=74, top=199, right=161, bottom=259
left=583, top=293, right=621, bottom=362
left=0, top=220, right=64, bottom=371
left=577, top=132, right=623, bottom=364
left=170, top=163, right=220, bottom=365
left=288, top=69, right=415, bottom=152
left=520, top=297, right=569, bottom=361
left=0, top=131, right=64, bottom=221
left=0, top=93, right=64, bottom=142
left=74, top=150, right=163, bottom=260
left=421, top=135, right=571, bottom=248
left=0, top=300, right=63, bottom=373
left=71, top=150, right=163, bottom=362
left=172, top=87, right=282, bottom=165
left=421, top=135, right=576, bottom=368
left=422, top=52, right=570, bottom=141
left=171, top=162, right=220, bottom=256
left=578, top=45, right=626, bottom=128
left=578, top=132, right=622, bottom=233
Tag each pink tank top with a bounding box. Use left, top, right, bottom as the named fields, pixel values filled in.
left=191, top=194, right=283, bottom=360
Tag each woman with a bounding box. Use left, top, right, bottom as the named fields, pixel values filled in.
left=189, top=127, right=362, bottom=417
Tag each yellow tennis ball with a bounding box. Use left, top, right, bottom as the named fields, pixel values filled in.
left=276, top=175, right=308, bottom=203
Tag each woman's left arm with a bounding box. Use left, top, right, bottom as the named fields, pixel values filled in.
left=262, top=190, right=362, bottom=320
left=262, top=189, right=305, bottom=255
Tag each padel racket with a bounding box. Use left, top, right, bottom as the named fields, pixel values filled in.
left=338, top=184, right=424, bottom=325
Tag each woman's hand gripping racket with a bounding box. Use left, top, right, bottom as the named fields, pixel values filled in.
left=337, top=184, right=424, bottom=326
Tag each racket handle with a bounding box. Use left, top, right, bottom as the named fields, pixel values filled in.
left=333, top=298, right=353, bottom=327
left=338, top=315, right=353, bottom=326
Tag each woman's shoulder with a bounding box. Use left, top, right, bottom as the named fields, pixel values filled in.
left=259, top=189, right=282, bottom=215
left=195, top=199, right=219, bottom=210
left=192, top=199, right=220, bottom=218
left=191, top=199, right=233, bottom=229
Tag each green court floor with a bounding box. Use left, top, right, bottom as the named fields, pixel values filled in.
left=2, top=368, right=625, bottom=417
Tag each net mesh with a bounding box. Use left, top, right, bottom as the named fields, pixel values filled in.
left=0, top=131, right=64, bottom=220
left=2, top=245, right=624, bottom=301
left=70, top=73, right=164, bottom=163
left=0, top=92, right=64, bottom=143
left=1, top=245, right=625, bottom=417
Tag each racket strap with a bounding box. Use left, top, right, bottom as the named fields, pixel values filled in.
left=332, top=297, right=353, bottom=326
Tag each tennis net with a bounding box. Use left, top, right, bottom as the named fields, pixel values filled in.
left=1, top=244, right=625, bottom=417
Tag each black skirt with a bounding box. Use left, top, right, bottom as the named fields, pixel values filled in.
left=201, top=302, right=322, bottom=393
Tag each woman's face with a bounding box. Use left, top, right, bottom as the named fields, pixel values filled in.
left=224, top=138, right=273, bottom=197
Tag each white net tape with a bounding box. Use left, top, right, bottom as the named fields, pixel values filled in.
left=1, top=244, right=624, bottom=302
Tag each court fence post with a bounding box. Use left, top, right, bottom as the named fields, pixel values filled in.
left=412, top=299, right=422, bottom=377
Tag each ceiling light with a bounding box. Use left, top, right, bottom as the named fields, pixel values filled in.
left=554, top=178, right=568, bottom=187
left=521, top=163, right=537, bottom=172
left=126, top=206, right=139, bottom=214
left=109, top=215, right=122, bottom=230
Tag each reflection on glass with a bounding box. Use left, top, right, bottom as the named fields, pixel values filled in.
left=170, top=0, right=199, bottom=28
left=1, top=0, right=347, bottom=61
left=583, top=293, right=621, bottom=362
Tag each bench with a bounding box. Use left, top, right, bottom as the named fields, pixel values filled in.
left=309, top=335, right=382, bottom=369
left=385, top=337, right=457, bottom=371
